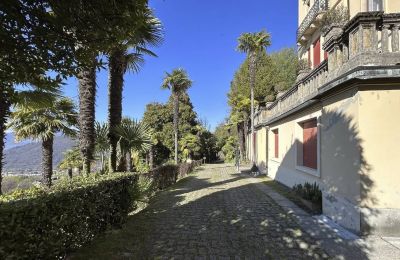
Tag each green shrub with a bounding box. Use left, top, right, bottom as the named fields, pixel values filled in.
left=0, top=173, right=138, bottom=259
left=147, top=160, right=202, bottom=190
left=2, top=175, right=42, bottom=194
left=292, top=182, right=322, bottom=205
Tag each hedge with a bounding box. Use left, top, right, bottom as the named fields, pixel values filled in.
left=147, top=160, right=203, bottom=190
left=0, top=173, right=138, bottom=259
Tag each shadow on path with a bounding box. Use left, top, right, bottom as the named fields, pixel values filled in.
left=70, top=164, right=366, bottom=259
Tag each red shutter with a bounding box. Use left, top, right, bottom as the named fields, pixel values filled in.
left=313, top=38, right=321, bottom=67
left=274, top=130, right=279, bottom=158
left=324, top=51, right=328, bottom=60
left=303, top=119, right=317, bottom=169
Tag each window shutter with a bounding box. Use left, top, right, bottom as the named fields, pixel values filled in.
left=303, top=119, right=317, bottom=169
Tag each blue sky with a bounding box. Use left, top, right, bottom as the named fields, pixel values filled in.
left=62, top=0, right=298, bottom=131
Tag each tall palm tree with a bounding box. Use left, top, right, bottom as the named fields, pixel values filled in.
left=107, top=8, right=162, bottom=172
left=115, top=118, right=153, bottom=172
left=0, top=81, right=62, bottom=194
left=78, top=58, right=97, bottom=176
left=161, top=69, right=193, bottom=164
left=8, top=97, right=77, bottom=187
left=237, top=30, right=271, bottom=166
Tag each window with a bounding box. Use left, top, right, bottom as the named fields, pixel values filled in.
left=272, top=129, right=279, bottom=158
left=369, top=0, right=383, bottom=11
left=302, top=119, right=317, bottom=169
left=313, top=38, right=321, bottom=68
left=307, top=48, right=311, bottom=68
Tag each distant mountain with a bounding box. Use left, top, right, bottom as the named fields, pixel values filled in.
left=3, top=136, right=77, bottom=174
left=4, top=132, right=31, bottom=150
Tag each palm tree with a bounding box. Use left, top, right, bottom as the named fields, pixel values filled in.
left=107, top=8, right=162, bottom=172
left=161, top=69, right=193, bottom=164
left=0, top=82, right=62, bottom=194
left=78, top=58, right=97, bottom=176
left=8, top=97, right=77, bottom=187
left=115, top=118, right=153, bottom=172
left=59, top=148, right=82, bottom=178
left=95, top=122, right=109, bottom=172
left=237, top=30, right=271, bottom=166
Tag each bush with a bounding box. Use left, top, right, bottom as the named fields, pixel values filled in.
left=292, top=182, right=322, bottom=205
left=2, top=175, right=42, bottom=194
left=0, top=173, right=138, bottom=259
left=147, top=160, right=202, bottom=190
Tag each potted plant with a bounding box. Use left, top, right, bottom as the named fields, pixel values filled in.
left=321, top=5, right=350, bottom=40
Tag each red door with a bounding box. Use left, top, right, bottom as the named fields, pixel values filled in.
left=303, top=119, right=317, bottom=169
left=313, top=38, right=321, bottom=68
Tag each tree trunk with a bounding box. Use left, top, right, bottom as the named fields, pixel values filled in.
left=126, top=150, right=132, bottom=172
left=100, top=153, right=105, bottom=172
left=249, top=53, right=256, bottom=165
left=117, top=155, right=127, bottom=172
left=108, top=48, right=125, bottom=172
left=67, top=168, right=73, bottom=179
left=42, top=136, right=53, bottom=187
left=173, top=93, right=179, bottom=164
left=0, top=85, right=10, bottom=195
left=149, top=145, right=154, bottom=170
left=243, top=113, right=249, bottom=160
left=78, top=58, right=96, bottom=176
left=237, top=122, right=245, bottom=160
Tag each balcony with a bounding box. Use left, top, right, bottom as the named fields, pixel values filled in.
left=256, top=12, right=400, bottom=125
left=297, top=0, right=329, bottom=42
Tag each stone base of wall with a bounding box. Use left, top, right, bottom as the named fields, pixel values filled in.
left=361, top=208, right=400, bottom=236
left=322, top=191, right=361, bottom=234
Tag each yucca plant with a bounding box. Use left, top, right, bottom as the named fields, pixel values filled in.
left=8, top=96, right=77, bottom=186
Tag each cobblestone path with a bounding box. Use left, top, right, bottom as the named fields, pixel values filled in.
left=73, top=164, right=328, bottom=259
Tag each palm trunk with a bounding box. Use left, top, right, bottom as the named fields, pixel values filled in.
left=0, top=85, right=10, bottom=195
left=126, top=150, right=132, bottom=172
left=249, top=53, right=256, bottom=165
left=173, top=93, right=179, bottom=164
left=100, top=153, right=105, bottom=172
left=243, top=113, right=249, bottom=160
left=149, top=145, right=154, bottom=170
left=78, top=58, right=96, bottom=176
left=118, top=156, right=126, bottom=172
left=67, top=168, right=73, bottom=179
left=108, top=48, right=125, bottom=172
left=42, top=136, right=53, bottom=187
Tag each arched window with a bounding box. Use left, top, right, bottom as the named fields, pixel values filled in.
left=369, top=0, right=383, bottom=11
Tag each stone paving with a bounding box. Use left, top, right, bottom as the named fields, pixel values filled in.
left=72, top=164, right=329, bottom=259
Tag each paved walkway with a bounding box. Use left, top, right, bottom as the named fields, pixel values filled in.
left=73, top=164, right=329, bottom=259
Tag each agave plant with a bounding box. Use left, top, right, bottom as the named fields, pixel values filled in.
left=115, top=118, right=153, bottom=172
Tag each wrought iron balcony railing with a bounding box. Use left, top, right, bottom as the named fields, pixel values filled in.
left=297, top=0, right=328, bottom=41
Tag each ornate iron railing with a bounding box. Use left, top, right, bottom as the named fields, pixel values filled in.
left=297, top=0, right=328, bottom=41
